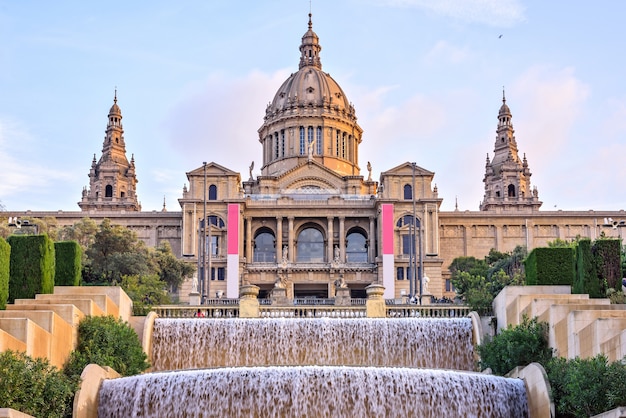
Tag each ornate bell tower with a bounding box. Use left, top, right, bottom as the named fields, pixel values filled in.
left=480, top=91, right=541, bottom=212
left=78, top=92, right=141, bottom=212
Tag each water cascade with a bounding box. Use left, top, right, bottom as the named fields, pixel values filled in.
left=96, top=316, right=530, bottom=417
left=150, top=318, right=474, bottom=371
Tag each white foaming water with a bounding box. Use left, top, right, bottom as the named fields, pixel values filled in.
left=98, top=366, right=529, bottom=418
left=150, top=318, right=475, bottom=371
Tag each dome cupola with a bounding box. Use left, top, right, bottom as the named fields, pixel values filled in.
left=258, top=14, right=363, bottom=178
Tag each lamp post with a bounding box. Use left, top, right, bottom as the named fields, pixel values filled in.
left=411, top=162, right=418, bottom=302
left=408, top=163, right=415, bottom=298
left=202, top=162, right=208, bottom=304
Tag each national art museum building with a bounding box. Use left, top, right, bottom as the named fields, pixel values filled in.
left=6, top=15, right=624, bottom=303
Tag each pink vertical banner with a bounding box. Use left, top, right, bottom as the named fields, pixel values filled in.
left=227, top=204, right=239, bottom=255
left=382, top=204, right=394, bottom=255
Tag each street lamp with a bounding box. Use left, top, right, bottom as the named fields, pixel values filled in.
left=202, top=162, right=208, bottom=304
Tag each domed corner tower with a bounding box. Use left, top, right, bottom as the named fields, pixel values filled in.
left=480, top=91, right=541, bottom=212
left=257, top=13, right=363, bottom=179
left=78, top=92, right=141, bottom=212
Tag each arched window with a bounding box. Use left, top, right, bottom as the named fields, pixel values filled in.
left=300, top=127, right=306, bottom=155
left=105, top=185, right=113, bottom=198
left=297, top=227, right=324, bottom=262
left=253, top=230, right=276, bottom=263
left=209, top=185, right=217, bottom=200
left=403, top=184, right=413, bottom=200
left=508, top=184, right=516, bottom=197
left=316, top=126, right=322, bottom=154
left=346, top=230, right=367, bottom=262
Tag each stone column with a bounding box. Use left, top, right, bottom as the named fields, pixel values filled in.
left=339, top=216, right=345, bottom=262
left=327, top=216, right=334, bottom=262
left=246, top=217, right=252, bottom=262
left=365, top=284, right=386, bottom=318
left=276, top=216, right=283, bottom=262
left=239, top=284, right=260, bottom=318
left=288, top=217, right=294, bottom=263
left=368, top=216, right=375, bottom=262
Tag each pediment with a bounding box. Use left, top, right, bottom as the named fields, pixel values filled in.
left=276, top=161, right=351, bottom=191
left=380, top=162, right=434, bottom=178
left=186, top=162, right=240, bottom=178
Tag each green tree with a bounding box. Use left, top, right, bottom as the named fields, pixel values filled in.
left=121, top=274, right=172, bottom=315
left=546, top=355, right=626, bottom=418
left=63, top=315, right=149, bottom=381
left=0, top=350, right=78, bottom=418
left=153, top=241, right=195, bottom=292
left=57, top=218, right=98, bottom=252
left=449, top=256, right=488, bottom=298
left=84, top=219, right=152, bottom=284
left=477, top=316, right=553, bottom=375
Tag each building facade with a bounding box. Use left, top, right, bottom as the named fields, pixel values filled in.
left=5, top=14, right=626, bottom=302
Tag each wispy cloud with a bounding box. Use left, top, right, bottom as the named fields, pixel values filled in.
left=424, top=40, right=471, bottom=65
left=162, top=69, right=291, bottom=177
left=374, top=0, right=526, bottom=27
left=0, top=118, right=73, bottom=209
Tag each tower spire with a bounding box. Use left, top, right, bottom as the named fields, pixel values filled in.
left=299, top=13, right=322, bottom=70
left=480, top=93, right=541, bottom=212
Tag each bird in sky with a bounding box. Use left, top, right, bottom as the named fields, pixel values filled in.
left=498, top=34, right=503, bottom=38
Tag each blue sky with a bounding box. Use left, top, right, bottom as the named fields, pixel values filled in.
left=1, top=0, right=625, bottom=212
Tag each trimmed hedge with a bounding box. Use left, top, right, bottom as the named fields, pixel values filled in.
left=54, top=241, right=82, bottom=286
left=0, top=237, right=10, bottom=309
left=7, top=234, right=55, bottom=303
left=593, top=239, right=621, bottom=290
left=574, top=238, right=602, bottom=297
left=525, top=247, right=575, bottom=286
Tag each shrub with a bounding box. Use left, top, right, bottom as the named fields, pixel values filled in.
left=525, top=247, right=575, bottom=286
left=63, top=315, right=149, bottom=381
left=54, top=241, right=82, bottom=286
left=0, top=237, right=10, bottom=309
left=574, top=238, right=601, bottom=297
left=477, top=316, right=553, bottom=375
left=546, top=355, right=626, bottom=418
left=0, top=350, right=78, bottom=418
left=7, top=234, right=55, bottom=303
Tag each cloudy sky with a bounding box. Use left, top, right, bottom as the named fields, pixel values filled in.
left=1, top=0, right=625, bottom=212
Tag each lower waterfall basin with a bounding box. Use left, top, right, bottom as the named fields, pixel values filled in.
left=98, top=366, right=529, bottom=418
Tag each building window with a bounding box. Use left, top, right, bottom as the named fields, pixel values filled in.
left=307, top=126, right=314, bottom=153
left=281, top=130, right=285, bottom=157
left=296, top=227, right=324, bottom=262
left=105, top=185, right=113, bottom=198
left=208, top=185, right=217, bottom=200
left=396, top=267, right=404, bottom=280
left=346, top=231, right=367, bottom=262
left=316, top=127, right=322, bottom=154
left=253, top=230, right=276, bottom=263
left=299, top=127, right=305, bottom=154
left=336, top=130, right=340, bottom=156
left=404, top=184, right=413, bottom=200
left=508, top=184, right=516, bottom=197
left=274, top=133, right=279, bottom=159
left=341, top=133, right=346, bottom=158
left=402, top=234, right=413, bottom=255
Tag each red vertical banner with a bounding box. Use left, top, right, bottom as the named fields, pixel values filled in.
left=382, top=204, right=394, bottom=255
left=227, top=204, right=239, bottom=255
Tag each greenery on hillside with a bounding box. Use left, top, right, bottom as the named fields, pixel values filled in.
left=478, top=317, right=626, bottom=418
left=63, top=315, right=150, bottom=382
left=449, top=246, right=526, bottom=311
left=0, top=350, right=78, bottom=418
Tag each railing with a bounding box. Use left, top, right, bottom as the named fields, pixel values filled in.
left=153, top=305, right=240, bottom=318
left=293, top=298, right=335, bottom=306
left=385, top=305, right=471, bottom=318
left=260, top=306, right=367, bottom=318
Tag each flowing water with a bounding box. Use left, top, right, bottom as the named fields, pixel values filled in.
left=150, top=318, right=475, bottom=371
left=96, top=317, right=530, bottom=417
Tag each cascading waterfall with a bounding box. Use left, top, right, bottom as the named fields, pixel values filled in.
left=98, top=367, right=529, bottom=418
left=150, top=318, right=475, bottom=371
left=96, top=317, right=530, bottom=417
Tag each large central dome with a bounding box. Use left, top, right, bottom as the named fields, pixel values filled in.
left=258, top=14, right=362, bottom=177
